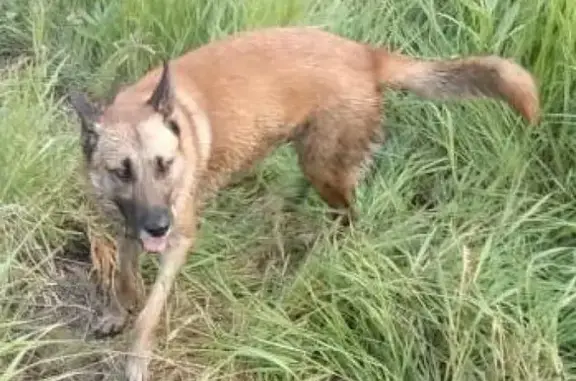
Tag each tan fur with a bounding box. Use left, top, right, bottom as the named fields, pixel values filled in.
left=376, top=50, right=540, bottom=122
left=69, top=26, right=540, bottom=381
left=88, top=228, right=117, bottom=295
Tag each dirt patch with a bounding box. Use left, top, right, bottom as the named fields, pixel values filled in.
left=13, top=220, right=236, bottom=380
left=15, top=224, right=125, bottom=380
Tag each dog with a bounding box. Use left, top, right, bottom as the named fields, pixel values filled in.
left=68, top=26, right=540, bottom=381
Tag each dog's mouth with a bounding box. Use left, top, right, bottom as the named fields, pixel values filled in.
left=142, top=236, right=168, bottom=253
left=139, top=231, right=170, bottom=254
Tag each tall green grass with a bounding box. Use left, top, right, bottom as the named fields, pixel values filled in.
left=0, top=0, right=575, bottom=380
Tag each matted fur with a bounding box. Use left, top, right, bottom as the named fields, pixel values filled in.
left=68, top=26, right=540, bottom=381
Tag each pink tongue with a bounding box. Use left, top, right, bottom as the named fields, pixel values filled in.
left=142, top=236, right=168, bottom=253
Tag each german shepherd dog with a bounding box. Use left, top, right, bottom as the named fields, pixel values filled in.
left=69, top=27, right=539, bottom=380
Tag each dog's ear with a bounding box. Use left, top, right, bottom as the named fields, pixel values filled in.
left=103, top=75, right=126, bottom=106
left=147, top=60, right=174, bottom=119
left=69, top=91, right=101, bottom=161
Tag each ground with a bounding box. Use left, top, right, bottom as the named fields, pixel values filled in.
left=1, top=0, right=576, bottom=380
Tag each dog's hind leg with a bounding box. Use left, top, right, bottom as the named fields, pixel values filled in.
left=295, top=100, right=384, bottom=227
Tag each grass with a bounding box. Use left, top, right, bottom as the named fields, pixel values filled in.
left=0, top=0, right=575, bottom=379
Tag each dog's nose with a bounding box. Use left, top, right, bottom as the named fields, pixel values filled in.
left=143, top=207, right=171, bottom=237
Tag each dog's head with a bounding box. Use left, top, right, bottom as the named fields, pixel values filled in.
left=70, top=62, right=187, bottom=253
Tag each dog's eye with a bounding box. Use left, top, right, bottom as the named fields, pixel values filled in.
left=167, top=120, right=180, bottom=137
left=109, top=158, right=133, bottom=182
left=110, top=168, right=132, bottom=182
left=156, top=157, right=174, bottom=175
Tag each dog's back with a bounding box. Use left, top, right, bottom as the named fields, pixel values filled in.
left=121, top=27, right=378, bottom=173
left=121, top=27, right=538, bottom=188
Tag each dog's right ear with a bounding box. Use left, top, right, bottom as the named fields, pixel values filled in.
left=69, top=91, right=101, bottom=161
left=147, top=60, right=174, bottom=119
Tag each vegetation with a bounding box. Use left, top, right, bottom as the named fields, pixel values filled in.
left=0, top=0, right=575, bottom=380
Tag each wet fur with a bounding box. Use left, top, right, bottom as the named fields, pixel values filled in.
left=68, top=26, right=540, bottom=381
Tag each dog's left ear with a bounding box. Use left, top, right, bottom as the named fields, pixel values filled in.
left=69, top=91, right=102, bottom=161
left=147, top=60, right=174, bottom=119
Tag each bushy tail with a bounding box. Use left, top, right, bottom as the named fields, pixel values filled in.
left=374, top=49, right=540, bottom=124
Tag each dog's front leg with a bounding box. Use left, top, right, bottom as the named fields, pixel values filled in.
left=124, top=234, right=193, bottom=381
left=93, top=235, right=143, bottom=337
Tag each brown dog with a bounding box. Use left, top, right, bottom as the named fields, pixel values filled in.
left=68, top=26, right=539, bottom=381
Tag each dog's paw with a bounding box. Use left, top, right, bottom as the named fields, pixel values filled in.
left=125, top=352, right=150, bottom=381
left=92, top=310, right=128, bottom=338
